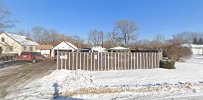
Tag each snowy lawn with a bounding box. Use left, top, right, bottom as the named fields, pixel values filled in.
left=5, top=56, right=203, bottom=100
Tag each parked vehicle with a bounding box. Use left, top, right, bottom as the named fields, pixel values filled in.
left=19, top=52, right=45, bottom=63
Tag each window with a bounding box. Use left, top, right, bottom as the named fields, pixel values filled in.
left=9, top=46, right=13, bottom=52
left=29, top=47, right=33, bottom=51
left=1, top=37, right=5, bottom=42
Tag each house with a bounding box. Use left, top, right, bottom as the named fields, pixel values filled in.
left=79, top=48, right=91, bottom=52
left=0, top=33, right=39, bottom=55
left=91, top=46, right=107, bottom=52
left=182, top=43, right=203, bottom=55
left=51, top=41, right=78, bottom=57
left=37, top=45, right=53, bottom=58
left=108, top=46, right=130, bottom=52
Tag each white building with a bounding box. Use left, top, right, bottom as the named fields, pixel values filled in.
left=91, top=46, right=106, bottom=52
left=51, top=41, right=78, bottom=57
left=182, top=43, right=203, bottom=55
left=0, top=32, right=39, bottom=55
left=109, top=46, right=130, bottom=52
left=37, top=45, right=53, bottom=58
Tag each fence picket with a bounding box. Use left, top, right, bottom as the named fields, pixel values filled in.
left=91, top=53, right=93, bottom=71
left=115, top=53, right=116, bottom=70
left=101, top=53, right=103, bottom=71
left=108, top=53, right=109, bottom=70
left=65, top=53, right=67, bottom=70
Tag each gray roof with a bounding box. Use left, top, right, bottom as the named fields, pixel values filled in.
left=5, top=33, right=39, bottom=46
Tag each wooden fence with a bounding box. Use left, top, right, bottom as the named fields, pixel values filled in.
left=57, top=52, right=162, bottom=71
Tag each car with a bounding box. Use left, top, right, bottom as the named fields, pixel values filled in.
left=19, top=52, right=45, bottom=63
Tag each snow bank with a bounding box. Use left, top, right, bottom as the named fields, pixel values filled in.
left=6, top=69, right=95, bottom=99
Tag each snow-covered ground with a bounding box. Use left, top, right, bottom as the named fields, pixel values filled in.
left=5, top=55, right=203, bottom=100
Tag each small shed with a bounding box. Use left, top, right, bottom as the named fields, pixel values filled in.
left=181, top=43, right=203, bottom=55
left=51, top=41, right=78, bottom=57
left=37, top=45, right=53, bottom=58
left=108, top=46, right=130, bottom=52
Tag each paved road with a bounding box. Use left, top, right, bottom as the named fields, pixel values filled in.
left=0, top=60, right=56, bottom=99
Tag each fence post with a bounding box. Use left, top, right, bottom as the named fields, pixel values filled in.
left=152, top=52, right=154, bottom=69
left=91, top=53, right=92, bottom=71
left=98, top=53, right=100, bottom=71
left=80, top=52, right=81, bottom=69
left=83, top=53, right=85, bottom=70
left=73, top=53, right=74, bottom=70
left=118, top=53, right=120, bottom=70
left=108, top=53, right=109, bottom=70
left=87, top=53, right=89, bottom=71
left=146, top=52, right=148, bottom=69
left=68, top=52, right=70, bottom=70
left=76, top=52, right=78, bottom=70
left=139, top=52, right=141, bottom=69
left=94, top=53, right=96, bottom=71
left=127, top=52, right=130, bottom=70
left=133, top=53, right=135, bottom=69
left=56, top=48, right=59, bottom=70
left=101, top=53, right=103, bottom=71
left=114, top=53, right=116, bottom=70
left=105, top=53, right=106, bottom=71
left=111, top=52, right=113, bottom=70
left=65, top=52, right=67, bottom=70
left=123, top=52, right=126, bottom=70
left=60, top=53, right=63, bottom=69
left=155, top=52, right=157, bottom=68
left=121, top=53, right=122, bottom=70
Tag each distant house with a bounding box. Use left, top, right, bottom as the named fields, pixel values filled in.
left=0, top=33, right=39, bottom=55
left=91, top=46, right=107, bottom=52
left=37, top=45, right=53, bottom=58
left=108, top=46, right=130, bottom=52
left=51, top=41, right=78, bottom=57
left=182, top=43, right=203, bottom=55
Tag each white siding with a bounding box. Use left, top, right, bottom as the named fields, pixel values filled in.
left=37, top=50, right=50, bottom=55
left=0, top=33, right=22, bottom=55
left=191, top=48, right=203, bottom=55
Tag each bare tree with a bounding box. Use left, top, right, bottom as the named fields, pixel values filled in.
left=0, top=7, right=15, bottom=32
left=114, top=19, right=138, bottom=46
left=15, top=29, right=32, bottom=40
left=72, top=35, right=82, bottom=48
left=106, top=32, right=121, bottom=48
left=88, top=29, right=103, bottom=46
left=16, top=29, right=31, bottom=37
left=172, top=32, right=203, bottom=44
left=31, top=26, right=46, bottom=43
left=150, top=33, right=166, bottom=49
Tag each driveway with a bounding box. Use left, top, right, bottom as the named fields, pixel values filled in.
left=0, top=60, right=26, bottom=69
left=0, top=60, right=56, bottom=99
